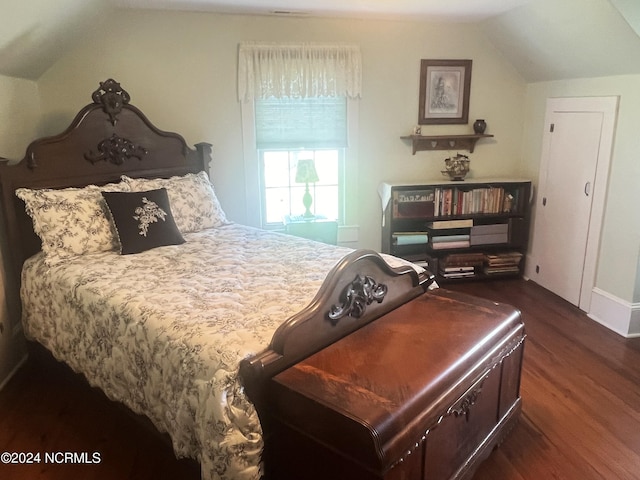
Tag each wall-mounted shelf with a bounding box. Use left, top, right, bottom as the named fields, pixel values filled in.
left=401, top=134, right=494, bottom=154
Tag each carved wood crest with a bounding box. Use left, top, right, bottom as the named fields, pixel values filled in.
left=328, top=274, right=388, bottom=325
left=84, top=134, right=148, bottom=166
left=91, top=78, right=131, bottom=125
left=448, top=384, right=484, bottom=421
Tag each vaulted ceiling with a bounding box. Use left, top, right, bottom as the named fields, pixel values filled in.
left=2, top=0, right=640, bottom=82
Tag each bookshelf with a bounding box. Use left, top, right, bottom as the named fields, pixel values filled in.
left=380, top=179, right=532, bottom=282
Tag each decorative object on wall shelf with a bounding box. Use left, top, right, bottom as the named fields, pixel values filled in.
left=400, top=133, right=493, bottom=154
left=418, top=59, right=472, bottom=125
left=441, top=153, right=470, bottom=181
left=473, top=119, right=487, bottom=134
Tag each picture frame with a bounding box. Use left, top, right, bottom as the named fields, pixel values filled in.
left=418, top=59, right=472, bottom=125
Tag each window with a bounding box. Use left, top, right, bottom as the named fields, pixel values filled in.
left=238, top=42, right=361, bottom=231
left=260, top=149, right=342, bottom=225
left=255, top=96, right=346, bottom=226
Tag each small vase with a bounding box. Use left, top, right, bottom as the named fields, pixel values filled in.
left=473, top=119, right=487, bottom=134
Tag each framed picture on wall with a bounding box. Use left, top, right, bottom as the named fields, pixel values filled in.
left=418, top=59, right=472, bottom=125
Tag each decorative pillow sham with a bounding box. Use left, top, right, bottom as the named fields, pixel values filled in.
left=102, top=188, right=185, bottom=254
left=121, top=171, right=228, bottom=233
left=16, top=182, right=130, bottom=266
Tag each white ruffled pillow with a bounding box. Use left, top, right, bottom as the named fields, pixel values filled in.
left=16, top=182, right=130, bottom=266
left=121, top=171, right=228, bottom=233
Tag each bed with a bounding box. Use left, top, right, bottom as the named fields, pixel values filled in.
left=0, top=79, right=524, bottom=480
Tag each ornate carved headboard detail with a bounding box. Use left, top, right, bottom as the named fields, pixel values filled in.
left=84, top=133, right=149, bottom=166
left=92, top=78, right=131, bottom=126
left=0, top=78, right=212, bottom=289
left=84, top=80, right=149, bottom=166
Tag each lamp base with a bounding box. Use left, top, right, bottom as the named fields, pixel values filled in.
left=302, top=185, right=314, bottom=218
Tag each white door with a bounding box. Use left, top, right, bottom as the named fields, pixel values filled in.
left=530, top=97, right=617, bottom=310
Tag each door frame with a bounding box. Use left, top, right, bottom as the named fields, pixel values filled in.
left=534, top=96, right=618, bottom=311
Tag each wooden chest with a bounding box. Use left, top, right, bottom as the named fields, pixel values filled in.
left=263, top=289, right=525, bottom=480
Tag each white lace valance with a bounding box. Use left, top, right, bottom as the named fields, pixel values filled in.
left=238, top=42, right=362, bottom=102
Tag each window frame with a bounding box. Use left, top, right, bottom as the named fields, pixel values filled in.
left=241, top=98, right=359, bottom=233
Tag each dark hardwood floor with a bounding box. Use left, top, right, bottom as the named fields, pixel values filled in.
left=0, top=349, right=201, bottom=480
left=1, top=278, right=639, bottom=479
left=450, top=279, right=640, bottom=480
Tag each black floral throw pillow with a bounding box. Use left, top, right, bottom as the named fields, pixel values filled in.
left=102, top=188, right=185, bottom=254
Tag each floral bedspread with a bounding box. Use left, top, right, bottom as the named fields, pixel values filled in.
left=21, top=224, right=421, bottom=480
left=22, top=225, right=398, bottom=480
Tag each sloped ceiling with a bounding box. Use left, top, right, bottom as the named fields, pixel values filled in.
left=1, top=0, right=640, bottom=82
left=480, top=0, right=640, bottom=82
left=1, top=0, right=110, bottom=80
left=610, top=0, right=640, bottom=36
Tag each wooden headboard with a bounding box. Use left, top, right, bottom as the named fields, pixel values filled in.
left=0, top=79, right=212, bottom=287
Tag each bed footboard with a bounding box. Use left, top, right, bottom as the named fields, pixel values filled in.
left=239, top=249, right=434, bottom=410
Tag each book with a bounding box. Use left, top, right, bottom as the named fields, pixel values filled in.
left=484, top=252, right=523, bottom=274
left=471, top=224, right=509, bottom=235
left=392, top=233, right=429, bottom=245
left=440, top=270, right=476, bottom=279
left=431, top=234, right=470, bottom=243
left=485, top=252, right=523, bottom=264
left=484, top=266, right=520, bottom=275
left=470, top=233, right=508, bottom=245
left=427, top=219, right=473, bottom=229
left=442, top=266, right=475, bottom=273
left=441, top=252, right=486, bottom=267
left=430, top=240, right=471, bottom=250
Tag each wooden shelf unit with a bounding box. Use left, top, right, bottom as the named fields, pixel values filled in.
left=380, top=179, right=531, bottom=282
left=401, top=133, right=494, bottom=154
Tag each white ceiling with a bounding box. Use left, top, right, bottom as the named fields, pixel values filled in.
left=108, top=0, right=539, bottom=22
left=2, top=0, right=640, bottom=81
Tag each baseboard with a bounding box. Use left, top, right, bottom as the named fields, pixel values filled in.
left=588, top=288, right=640, bottom=338
left=0, top=353, right=28, bottom=392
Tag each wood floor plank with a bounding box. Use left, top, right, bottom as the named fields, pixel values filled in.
left=0, top=354, right=200, bottom=480
left=1, top=278, right=639, bottom=479
left=449, top=279, right=640, bottom=480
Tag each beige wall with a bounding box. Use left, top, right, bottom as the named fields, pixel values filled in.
left=522, top=75, right=640, bottom=303
left=36, top=9, right=528, bottom=249
left=0, top=75, right=40, bottom=159
left=0, top=74, right=35, bottom=388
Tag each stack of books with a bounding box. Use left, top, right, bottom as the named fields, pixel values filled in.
left=484, top=252, right=523, bottom=276
left=427, top=219, right=473, bottom=250
left=440, top=265, right=475, bottom=279
left=470, top=223, right=509, bottom=246
left=437, top=252, right=485, bottom=279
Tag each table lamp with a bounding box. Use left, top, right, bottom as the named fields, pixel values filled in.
left=295, top=159, right=319, bottom=218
